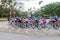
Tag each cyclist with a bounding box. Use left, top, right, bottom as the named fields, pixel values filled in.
left=41, top=18, right=46, bottom=28
left=53, top=17, right=59, bottom=29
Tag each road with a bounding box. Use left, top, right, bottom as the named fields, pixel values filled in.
left=0, top=21, right=12, bottom=28
left=0, top=21, right=60, bottom=40
left=0, top=32, right=60, bottom=40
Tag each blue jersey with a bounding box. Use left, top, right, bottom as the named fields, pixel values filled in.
left=54, top=17, right=58, bottom=21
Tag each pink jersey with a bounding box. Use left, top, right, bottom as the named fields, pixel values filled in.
left=41, top=18, right=46, bottom=24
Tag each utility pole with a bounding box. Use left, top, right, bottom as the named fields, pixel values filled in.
left=8, top=2, right=12, bottom=21
left=39, top=0, right=43, bottom=18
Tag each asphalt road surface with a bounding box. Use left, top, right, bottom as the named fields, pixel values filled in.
left=0, top=32, right=60, bottom=40
left=0, top=21, right=60, bottom=40
left=0, top=21, right=12, bottom=28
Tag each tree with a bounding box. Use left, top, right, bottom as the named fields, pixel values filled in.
left=40, top=2, right=60, bottom=17
left=0, top=0, right=20, bottom=18
left=34, top=2, right=60, bottom=17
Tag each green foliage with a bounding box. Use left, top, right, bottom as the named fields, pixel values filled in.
left=33, top=10, right=41, bottom=17
left=1, top=1, right=60, bottom=18
left=33, top=2, right=60, bottom=17
left=0, top=0, right=21, bottom=18
left=40, top=2, right=60, bottom=16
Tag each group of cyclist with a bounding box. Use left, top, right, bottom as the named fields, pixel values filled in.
left=9, top=16, right=60, bottom=29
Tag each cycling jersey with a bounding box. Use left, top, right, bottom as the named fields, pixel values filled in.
left=41, top=18, right=46, bottom=24
left=54, top=17, right=58, bottom=21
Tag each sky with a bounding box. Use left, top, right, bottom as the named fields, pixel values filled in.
left=16, top=0, right=60, bottom=11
